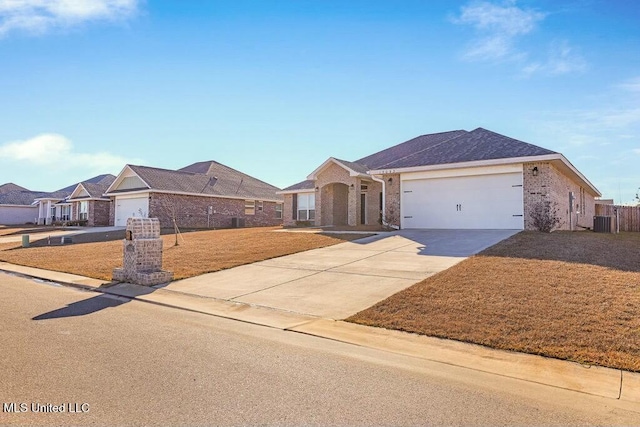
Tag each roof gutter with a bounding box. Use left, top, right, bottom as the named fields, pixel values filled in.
left=276, top=188, right=315, bottom=195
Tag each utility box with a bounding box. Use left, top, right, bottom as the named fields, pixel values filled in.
left=112, top=218, right=173, bottom=286
left=593, top=216, right=612, bottom=233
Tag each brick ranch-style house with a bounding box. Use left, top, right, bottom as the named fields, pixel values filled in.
left=279, top=128, right=601, bottom=231
left=105, top=161, right=284, bottom=228
left=67, top=175, right=116, bottom=226
left=32, top=174, right=115, bottom=225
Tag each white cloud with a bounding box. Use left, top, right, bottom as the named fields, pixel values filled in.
left=453, top=0, right=545, bottom=61
left=0, top=133, right=139, bottom=172
left=633, top=148, right=640, bottom=155
left=522, top=40, right=587, bottom=77
left=453, top=1, right=587, bottom=76
left=0, top=0, right=139, bottom=36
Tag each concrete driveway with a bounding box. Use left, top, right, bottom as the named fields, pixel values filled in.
left=164, top=229, right=520, bottom=320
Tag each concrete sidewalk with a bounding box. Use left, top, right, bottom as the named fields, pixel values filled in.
left=0, top=262, right=638, bottom=405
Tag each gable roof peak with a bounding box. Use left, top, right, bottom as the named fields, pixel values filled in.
left=0, top=182, right=29, bottom=194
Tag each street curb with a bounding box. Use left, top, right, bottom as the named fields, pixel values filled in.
left=0, top=264, right=109, bottom=291
left=288, top=319, right=629, bottom=401
left=75, top=282, right=640, bottom=404
left=98, top=283, right=318, bottom=330
left=2, top=264, right=638, bottom=404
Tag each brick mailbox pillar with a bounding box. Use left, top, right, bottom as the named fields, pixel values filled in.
left=112, top=218, right=173, bottom=286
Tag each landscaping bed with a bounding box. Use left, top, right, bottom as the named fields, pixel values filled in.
left=0, top=227, right=368, bottom=282
left=348, top=231, right=640, bottom=372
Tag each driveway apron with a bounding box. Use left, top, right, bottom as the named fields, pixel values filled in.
left=164, top=229, right=519, bottom=319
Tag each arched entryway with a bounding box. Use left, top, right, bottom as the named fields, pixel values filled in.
left=320, top=183, right=349, bottom=226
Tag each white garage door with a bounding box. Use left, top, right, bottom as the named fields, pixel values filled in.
left=115, top=195, right=149, bottom=227
left=402, top=172, right=524, bottom=229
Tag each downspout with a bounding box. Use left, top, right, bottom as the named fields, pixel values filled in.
left=371, top=175, right=399, bottom=230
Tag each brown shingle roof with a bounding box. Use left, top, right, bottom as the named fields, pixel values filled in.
left=0, top=183, right=29, bottom=194
left=70, top=175, right=116, bottom=200
left=378, top=128, right=557, bottom=169
left=121, top=161, right=283, bottom=201
left=0, top=190, right=50, bottom=205
left=282, top=128, right=560, bottom=190
left=355, top=130, right=467, bottom=169
left=281, top=180, right=315, bottom=192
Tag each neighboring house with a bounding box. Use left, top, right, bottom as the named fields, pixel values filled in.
left=0, top=183, right=38, bottom=225
left=67, top=175, right=117, bottom=226
left=33, top=174, right=115, bottom=225
left=104, top=160, right=284, bottom=228
left=279, top=128, right=601, bottom=231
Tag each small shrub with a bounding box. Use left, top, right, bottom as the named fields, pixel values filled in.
left=530, top=201, right=560, bottom=232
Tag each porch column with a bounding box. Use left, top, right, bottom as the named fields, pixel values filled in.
left=348, top=181, right=358, bottom=226
left=46, top=201, right=51, bottom=225
left=315, top=187, right=321, bottom=226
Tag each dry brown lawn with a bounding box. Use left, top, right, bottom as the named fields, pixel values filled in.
left=0, top=227, right=367, bottom=282
left=0, top=226, right=17, bottom=236
left=0, top=226, right=58, bottom=237
left=348, top=231, right=640, bottom=372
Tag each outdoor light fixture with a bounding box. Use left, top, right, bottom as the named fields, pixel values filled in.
left=532, top=166, right=539, bottom=176
left=387, top=177, right=393, bottom=184
left=350, top=184, right=355, bottom=189
left=315, top=186, right=319, bottom=191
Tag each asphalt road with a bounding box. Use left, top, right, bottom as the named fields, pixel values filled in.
left=1, top=272, right=638, bottom=426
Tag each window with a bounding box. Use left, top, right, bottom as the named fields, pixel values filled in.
left=79, top=201, right=88, bottom=221
left=257, top=201, right=263, bottom=212
left=275, top=203, right=283, bottom=219
left=297, top=193, right=315, bottom=221
left=61, top=205, right=71, bottom=221
left=245, top=200, right=255, bottom=215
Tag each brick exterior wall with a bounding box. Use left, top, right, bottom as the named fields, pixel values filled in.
left=380, top=173, right=400, bottom=228
left=88, top=200, right=111, bottom=226
left=109, top=199, right=115, bottom=226
left=362, top=179, right=382, bottom=226
left=283, top=162, right=385, bottom=227
left=320, top=183, right=350, bottom=225
left=285, top=162, right=596, bottom=231
left=315, top=162, right=358, bottom=226
left=283, top=194, right=296, bottom=227
left=148, top=193, right=283, bottom=229
left=523, top=162, right=596, bottom=231
left=70, top=200, right=110, bottom=226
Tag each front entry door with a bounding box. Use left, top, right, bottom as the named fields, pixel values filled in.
left=360, top=193, right=366, bottom=225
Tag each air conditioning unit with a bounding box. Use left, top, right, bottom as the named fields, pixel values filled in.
left=593, top=216, right=611, bottom=233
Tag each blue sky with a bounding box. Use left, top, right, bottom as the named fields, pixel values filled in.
left=0, top=0, right=638, bottom=203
